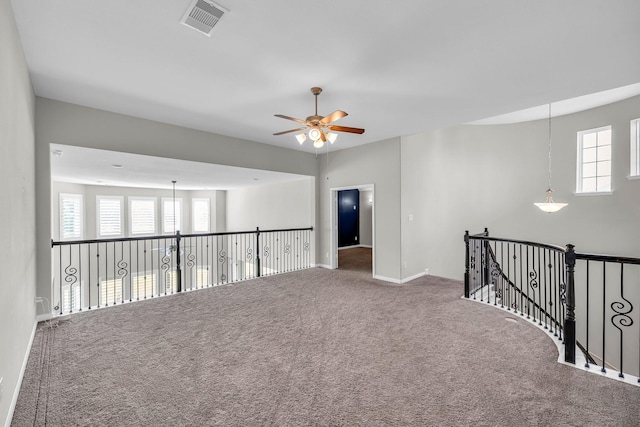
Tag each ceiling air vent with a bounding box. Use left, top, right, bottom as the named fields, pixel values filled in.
left=181, top=0, right=227, bottom=36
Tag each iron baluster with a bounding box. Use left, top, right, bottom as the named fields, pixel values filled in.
left=611, top=263, right=633, bottom=378
left=256, top=227, right=261, bottom=278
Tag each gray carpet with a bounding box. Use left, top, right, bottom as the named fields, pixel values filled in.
left=12, top=267, right=640, bottom=426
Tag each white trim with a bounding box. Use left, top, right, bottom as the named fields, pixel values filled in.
left=401, top=271, right=426, bottom=283
left=462, top=296, right=639, bottom=387
left=315, top=263, right=332, bottom=269
left=575, top=125, right=612, bottom=194
left=573, top=191, right=614, bottom=196
left=631, top=118, right=640, bottom=177
left=5, top=321, right=38, bottom=427
left=330, top=184, right=375, bottom=276
left=627, top=175, right=640, bottom=180
left=373, top=274, right=402, bottom=284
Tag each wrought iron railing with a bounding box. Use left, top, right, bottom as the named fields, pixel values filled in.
left=51, top=227, right=313, bottom=316
left=574, top=252, right=640, bottom=379
left=464, top=228, right=640, bottom=382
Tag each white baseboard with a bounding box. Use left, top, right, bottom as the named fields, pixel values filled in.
left=373, top=274, right=402, bottom=284
left=375, top=272, right=426, bottom=284
left=401, top=271, right=426, bottom=283
left=5, top=321, right=38, bottom=427
left=315, top=264, right=332, bottom=270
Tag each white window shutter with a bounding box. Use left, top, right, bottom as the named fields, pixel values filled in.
left=130, top=198, right=156, bottom=235
left=98, top=197, right=123, bottom=237
left=192, top=198, right=210, bottom=233
left=60, top=193, right=83, bottom=240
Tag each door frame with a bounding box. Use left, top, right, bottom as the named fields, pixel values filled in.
left=330, top=184, right=375, bottom=276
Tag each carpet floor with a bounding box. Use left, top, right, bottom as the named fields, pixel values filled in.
left=12, top=266, right=640, bottom=426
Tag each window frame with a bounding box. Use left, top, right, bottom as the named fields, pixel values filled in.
left=129, top=196, right=157, bottom=236
left=61, top=280, right=82, bottom=314
left=59, top=193, right=84, bottom=241
left=99, top=276, right=124, bottom=306
left=192, top=198, right=210, bottom=233
left=131, top=271, right=158, bottom=300
left=96, top=195, right=124, bottom=238
left=162, top=197, right=183, bottom=234
left=631, top=118, right=640, bottom=179
left=576, top=125, right=613, bottom=194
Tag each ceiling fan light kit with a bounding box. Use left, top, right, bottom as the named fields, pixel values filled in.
left=308, top=128, right=322, bottom=141
left=274, top=87, right=365, bottom=149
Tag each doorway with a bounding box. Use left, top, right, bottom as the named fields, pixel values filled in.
left=330, top=184, right=374, bottom=275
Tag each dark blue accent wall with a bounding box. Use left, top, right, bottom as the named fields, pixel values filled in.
left=338, top=189, right=359, bottom=247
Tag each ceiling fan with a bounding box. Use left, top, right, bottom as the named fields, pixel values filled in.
left=273, top=87, right=365, bottom=148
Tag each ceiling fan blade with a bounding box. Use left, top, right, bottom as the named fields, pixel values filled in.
left=326, top=125, right=365, bottom=134
left=320, top=130, right=326, bottom=142
left=274, top=114, right=307, bottom=125
left=273, top=127, right=307, bottom=136
left=320, top=110, right=347, bottom=125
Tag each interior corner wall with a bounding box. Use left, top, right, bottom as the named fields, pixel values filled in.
left=35, top=98, right=318, bottom=316
left=318, top=138, right=401, bottom=281
left=0, top=1, right=37, bottom=425
left=400, top=95, right=640, bottom=281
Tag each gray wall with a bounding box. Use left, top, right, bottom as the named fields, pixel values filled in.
left=400, top=95, right=640, bottom=280
left=0, top=0, right=36, bottom=424
left=317, top=138, right=401, bottom=281
left=35, top=98, right=318, bottom=316
left=226, top=177, right=316, bottom=265
left=359, top=190, right=373, bottom=247
left=226, top=178, right=315, bottom=231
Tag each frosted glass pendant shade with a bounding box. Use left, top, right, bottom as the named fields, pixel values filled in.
left=534, top=189, right=568, bottom=213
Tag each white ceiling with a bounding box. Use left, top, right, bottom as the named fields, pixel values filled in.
left=50, top=144, right=308, bottom=190
left=11, top=0, right=640, bottom=156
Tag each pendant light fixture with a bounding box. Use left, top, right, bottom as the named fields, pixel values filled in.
left=534, top=104, right=567, bottom=213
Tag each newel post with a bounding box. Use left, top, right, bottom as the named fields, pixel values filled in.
left=464, top=231, right=470, bottom=298
left=256, top=227, right=261, bottom=277
left=482, top=228, right=490, bottom=289
left=176, top=231, right=182, bottom=293
left=564, top=244, right=576, bottom=364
